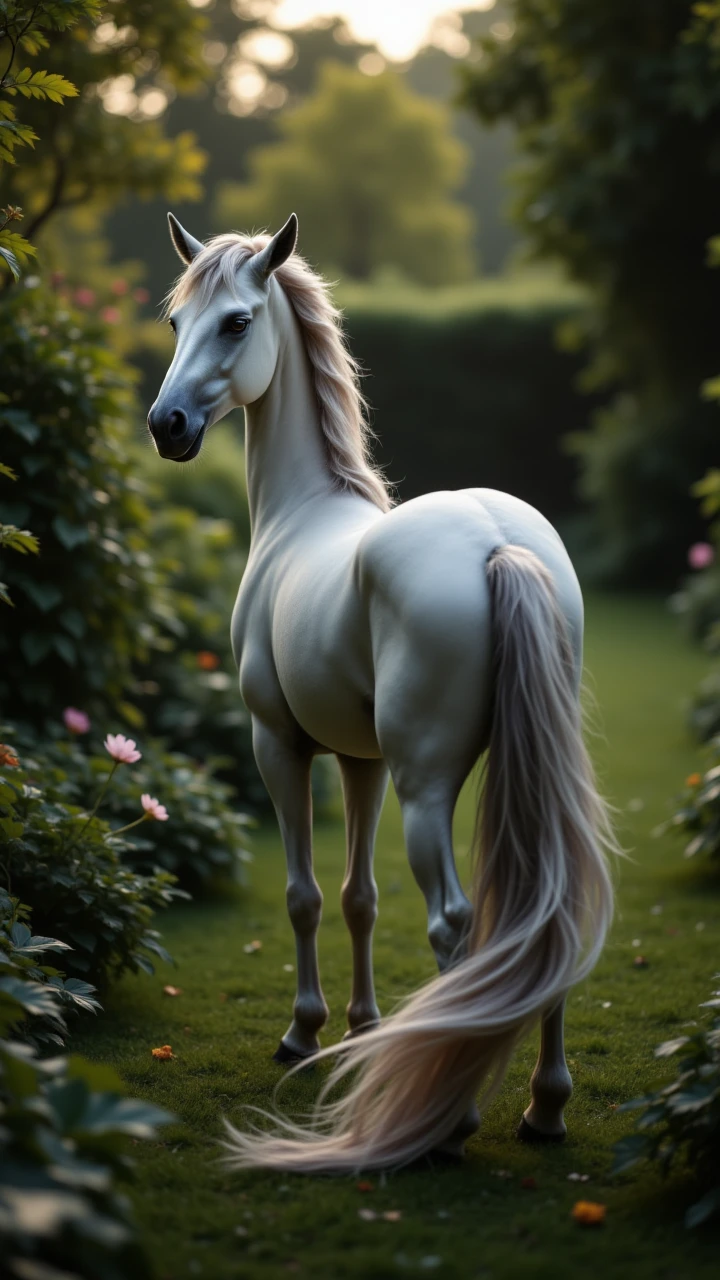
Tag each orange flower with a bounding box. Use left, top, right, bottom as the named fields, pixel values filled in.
left=151, top=1044, right=174, bottom=1060
left=686, top=773, right=702, bottom=787
left=572, top=1201, right=606, bottom=1226
left=0, top=744, right=19, bottom=768
left=196, top=651, right=220, bottom=671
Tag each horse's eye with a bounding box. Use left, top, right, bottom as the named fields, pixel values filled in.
left=228, top=316, right=249, bottom=334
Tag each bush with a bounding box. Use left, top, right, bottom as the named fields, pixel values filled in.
left=0, top=742, right=184, bottom=984
left=660, top=743, right=720, bottom=865
left=0, top=886, right=101, bottom=1050
left=11, top=725, right=254, bottom=891
left=0, top=971, right=172, bottom=1280
left=613, top=988, right=720, bottom=1228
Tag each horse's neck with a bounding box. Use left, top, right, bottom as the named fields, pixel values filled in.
left=244, top=303, right=332, bottom=539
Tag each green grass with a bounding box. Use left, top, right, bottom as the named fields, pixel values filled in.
left=71, top=593, right=720, bottom=1280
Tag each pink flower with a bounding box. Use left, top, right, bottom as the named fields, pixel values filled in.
left=111, top=279, right=129, bottom=296
left=104, top=733, right=142, bottom=764
left=73, top=287, right=95, bottom=308
left=63, top=707, right=90, bottom=735
left=141, top=793, right=169, bottom=821
left=100, top=306, right=121, bottom=325
left=688, top=542, right=714, bottom=570
left=133, top=287, right=150, bottom=304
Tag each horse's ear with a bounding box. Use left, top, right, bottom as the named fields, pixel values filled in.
left=252, top=213, right=298, bottom=281
left=167, top=212, right=204, bottom=265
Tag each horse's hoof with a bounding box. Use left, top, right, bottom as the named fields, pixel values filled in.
left=516, top=1115, right=566, bottom=1144
left=272, top=1039, right=316, bottom=1068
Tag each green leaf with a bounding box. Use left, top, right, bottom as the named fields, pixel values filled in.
left=52, top=516, right=89, bottom=550
left=0, top=244, right=19, bottom=279
left=21, top=580, right=63, bottom=611
left=20, top=631, right=53, bottom=665
left=685, top=1187, right=720, bottom=1229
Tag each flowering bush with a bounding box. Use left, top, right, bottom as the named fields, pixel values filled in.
left=613, top=985, right=720, bottom=1228
left=0, top=736, right=185, bottom=984
left=660, top=745, right=720, bottom=864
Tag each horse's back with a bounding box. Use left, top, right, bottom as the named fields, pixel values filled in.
left=357, top=488, right=582, bottom=649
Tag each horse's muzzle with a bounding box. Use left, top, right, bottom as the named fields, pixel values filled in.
left=147, top=405, right=206, bottom=462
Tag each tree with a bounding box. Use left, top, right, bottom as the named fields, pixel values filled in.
left=460, top=1, right=720, bottom=583
left=218, top=60, right=476, bottom=285
left=0, top=0, right=209, bottom=260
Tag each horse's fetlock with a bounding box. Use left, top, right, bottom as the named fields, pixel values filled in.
left=293, top=992, right=328, bottom=1033
left=286, top=878, right=322, bottom=934
left=341, top=882, right=378, bottom=930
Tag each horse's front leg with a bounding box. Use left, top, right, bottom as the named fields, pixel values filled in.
left=337, top=755, right=389, bottom=1038
left=252, top=720, right=328, bottom=1062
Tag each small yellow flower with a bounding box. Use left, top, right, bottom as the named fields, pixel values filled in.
left=151, top=1044, right=174, bottom=1060
left=572, top=1201, right=606, bottom=1225
left=686, top=773, right=702, bottom=787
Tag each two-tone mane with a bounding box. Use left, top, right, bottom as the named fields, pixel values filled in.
left=164, top=232, right=392, bottom=511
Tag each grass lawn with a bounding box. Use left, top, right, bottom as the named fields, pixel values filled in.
left=71, top=594, right=720, bottom=1280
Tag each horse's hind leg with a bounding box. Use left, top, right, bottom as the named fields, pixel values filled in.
left=252, top=719, right=328, bottom=1062
left=337, top=755, right=389, bottom=1037
left=517, top=999, right=573, bottom=1142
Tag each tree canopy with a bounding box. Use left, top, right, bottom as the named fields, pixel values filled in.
left=218, top=60, right=476, bottom=285
left=461, top=0, right=720, bottom=582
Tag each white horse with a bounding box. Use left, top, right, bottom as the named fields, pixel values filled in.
left=148, top=212, right=616, bottom=1173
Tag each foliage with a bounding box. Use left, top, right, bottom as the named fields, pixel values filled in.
left=460, top=0, right=720, bottom=583
left=0, top=1027, right=171, bottom=1280
left=0, top=456, right=38, bottom=605
left=613, top=989, right=720, bottom=1228
left=660, top=737, right=720, bottom=862
left=0, top=0, right=208, bottom=257
left=0, top=885, right=101, bottom=1049
left=0, top=740, right=185, bottom=983
left=334, top=276, right=592, bottom=522
left=0, top=0, right=99, bottom=276
left=0, top=279, right=180, bottom=723
left=218, top=61, right=475, bottom=285
left=11, top=724, right=255, bottom=891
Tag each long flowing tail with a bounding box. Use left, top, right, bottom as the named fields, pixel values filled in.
left=222, top=544, right=617, bottom=1173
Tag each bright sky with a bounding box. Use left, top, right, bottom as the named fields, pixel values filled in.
left=272, top=1, right=497, bottom=61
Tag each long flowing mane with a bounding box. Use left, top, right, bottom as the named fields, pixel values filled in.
left=164, top=233, right=392, bottom=512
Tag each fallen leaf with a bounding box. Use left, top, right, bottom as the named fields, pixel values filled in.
left=357, top=1181, right=374, bottom=1192
left=633, top=956, right=649, bottom=969
left=358, top=1209, right=377, bottom=1222
left=521, top=1177, right=537, bottom=1190
left=244, top=939, right=262, bottom=954
left=219, top=992, right=228, bottom=1002
left=383, top=1210, right=402, bottom=1222
left=163, top=985, right=183, bottom=997
left=151, top=1044, right=174, bottom=1060
left=572, top=1201, right=606, bottom=1226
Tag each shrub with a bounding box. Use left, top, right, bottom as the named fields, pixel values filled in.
left=0, top=886, right=100, bottom=1049
left=0, top=742, right=184, bottom=983
left=613, top=988, right=720, bottom=1228
left=0, top=973, right=172, bottom=1280
left=660, top=744, right=720, bottom=865
left=0, top=282, right=175, bottom=724
left=11, top=725, right=254, bottom=891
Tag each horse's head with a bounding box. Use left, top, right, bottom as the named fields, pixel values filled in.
left=147, top=212, right=298, bottom=461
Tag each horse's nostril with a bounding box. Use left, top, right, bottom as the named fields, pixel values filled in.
left=167, top=409, right=187, bottom=440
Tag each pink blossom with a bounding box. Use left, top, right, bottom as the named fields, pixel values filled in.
left=688, top=542, right=715, bottom=570
left=111, top=279, right=129, bottom=296
left=141, top=793, right=169, bottom=822
left=63, top=707, right=90, bottom=735
left=73, top=287, right=95, bottom=308
left=104, top=733, right=142, bottom=764
left=133, top=287, right=150, bottom=304
left=100, top=306, right=121, bottom=325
